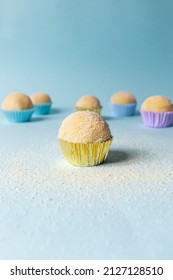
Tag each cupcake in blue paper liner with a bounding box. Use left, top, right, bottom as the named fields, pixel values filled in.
left=140, top=95, right=173, bottom=128
left=1, top=92, right=34, bottom=123
left=110, top=91, right=137, bottom=117
left=31, top=92, right=52, bottom=115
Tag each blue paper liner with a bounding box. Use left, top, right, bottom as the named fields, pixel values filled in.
left=34, top=103, right=52, bottom=115
left=140, top=110, right=173, bottom=128
left=110, top=103, right=136, bottom=117
left=1, top=109, right=34, bottom=123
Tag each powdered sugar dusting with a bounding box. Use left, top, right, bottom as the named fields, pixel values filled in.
left=0, top=115, right=173, bottom=259
left=58, top=111, right=112, bottom=143
left=1, top=129, right=173, bottom=210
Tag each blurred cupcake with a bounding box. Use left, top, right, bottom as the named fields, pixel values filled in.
left=1, top=92, right=34, bottom=122
left=31, top=92, right=52, bottom=114
left=75, top=95, right=102, bottom=114
left=58, top=111, right=112, bottom=167
left=140, top=95, right=173, bottom=128
left=110, top=91, right=137, bottom=117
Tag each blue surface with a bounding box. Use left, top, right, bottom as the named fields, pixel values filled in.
left=0, top=0, right=173, bottom=260
left=0, top=111, right=173, bottom=260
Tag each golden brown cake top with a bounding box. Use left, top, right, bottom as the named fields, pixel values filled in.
left=58, top=111, right=112, bottom=144
left=2, top=92, right=33, bottom=110
left=141, top=95, right=173, bottom=112
left=111, top=91, right=136, bottom=104
left=31, top=92, right=52, bottom=104
left=76, top=95, right=101, bottom=109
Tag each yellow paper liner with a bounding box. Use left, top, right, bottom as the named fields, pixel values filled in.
left=59, top=138, right=113, bottom=167
left=75, top=106, right=102, bottom=115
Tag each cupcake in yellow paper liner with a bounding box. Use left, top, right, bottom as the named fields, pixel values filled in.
left=58, top=111, right=112, bottom=167
left=75, top=95, right=102, bottom=114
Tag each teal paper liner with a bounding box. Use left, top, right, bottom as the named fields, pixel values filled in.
left=34, top=103, right=52, bottom=115
left=1, top=109, right=34, bottom=123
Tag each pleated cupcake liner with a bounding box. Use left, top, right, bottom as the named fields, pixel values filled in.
left=58, top=138, right=113, bottom=167
left=75, top=106, right=102, bottom=115
left=140, top=110, right=173, bottom=128
left=1, top=109, right=34, bottom=123
left=34, top=103, right=52, bottom=115
left=110, top=103, right=136, bottom=117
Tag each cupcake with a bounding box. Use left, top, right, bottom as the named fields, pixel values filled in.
left=58, top=111, right=112, bottom=167
left=31, top=92, right=52, bottom=114
left=110, top=91, right=137, bottom=117
left=140, top=95, right=173, bottom=128
left=1, top=92, right=34, bottom=122
left=75, top=95, right=102, bottom=114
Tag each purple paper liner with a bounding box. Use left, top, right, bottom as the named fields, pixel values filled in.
left=34, top=103, right=52, bottom=115
left=1, top=109, right=34, bottom=123
left=140, top=110, right=173, bottom=128
left=110, top=103, right=136, bottom=117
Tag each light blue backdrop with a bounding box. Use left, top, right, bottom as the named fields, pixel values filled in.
left=0, top=0, right=173, bottom=112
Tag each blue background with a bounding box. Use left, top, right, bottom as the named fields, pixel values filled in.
left=0, top=0, right=173, bottom=110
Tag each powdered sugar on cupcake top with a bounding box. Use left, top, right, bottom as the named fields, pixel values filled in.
left=58, top=111, right=112, bottom=143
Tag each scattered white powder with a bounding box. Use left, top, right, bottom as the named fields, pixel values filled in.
left=1, top=128, right=173, bottom=211
left=0, top=116, right=173, bottom=259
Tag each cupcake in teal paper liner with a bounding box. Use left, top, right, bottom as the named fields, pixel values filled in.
left=75, top=95, right=102, bottom=114
left=110, top=91, right=137, bottom=117
left=58, top=111, right=112, bottom=167
left=31, top=92, right=52, bottom=115
left=140, top=95, right=173, bottom=128
left=1, top=92, right=34, bottom=123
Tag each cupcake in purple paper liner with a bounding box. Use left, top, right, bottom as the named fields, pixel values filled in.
left=140, top=95, right=173, bottom=128
left=1, top=92, right=34, bottom=123
left=31, top=92, right=52, bottom=114
left=110, top=91, right=137, bottom=117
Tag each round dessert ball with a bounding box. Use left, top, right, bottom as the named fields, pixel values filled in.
left=141, top=96, right=173, bottom=112
left=58, top=111, right=112, bottom=144
left=31, top=92, right=52, bottom=104
left=111, top=91, right=136, bottom=104
left=2, top=92, right=33, bottom=110
left=75, top=95, right=101, bottom=109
